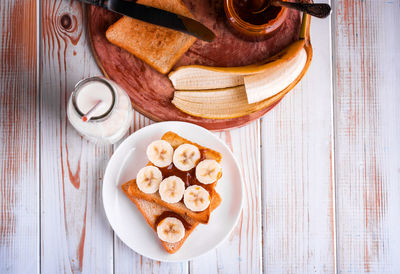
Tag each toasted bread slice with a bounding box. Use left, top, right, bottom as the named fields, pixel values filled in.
left=105, top=0, right=196, bottom=74
left=121, top=182, right=221, bottom=253
left=124, top=131, right=222, bottom=224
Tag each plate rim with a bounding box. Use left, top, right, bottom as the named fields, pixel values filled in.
left=102, top=121, right=244, bottom=262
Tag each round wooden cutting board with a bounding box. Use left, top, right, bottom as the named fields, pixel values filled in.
left=88, top=0, right=302, bottom=130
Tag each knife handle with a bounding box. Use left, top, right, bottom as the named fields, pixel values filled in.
left=81, top=0, right=106, bottom=8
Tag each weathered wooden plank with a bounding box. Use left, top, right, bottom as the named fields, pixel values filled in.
left=333, top=1, right=400, bottom=272
left=0, top=0, right=39, bottom=272
left=40, top=1, right=113, bottom=272
left=261, top=4, right=336, bottom=272
left=114, top=232, right=188, bottom=274
left=190, top=121, right=262, bottom=274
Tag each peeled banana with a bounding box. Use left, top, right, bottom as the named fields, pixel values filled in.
left=171, top=44, right=311, bottom=119
left=170, top=14, right=312, bottom=119
left=245, top=47, right=307, bottom=104
left=173, top=86, right=258, bottom=119
left=169, top=67, right=245, bottom=90
left=168, top=40, right=305, bottom=91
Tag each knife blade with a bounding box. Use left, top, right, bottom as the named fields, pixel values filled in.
left=82, top=0, right=216, bottom=42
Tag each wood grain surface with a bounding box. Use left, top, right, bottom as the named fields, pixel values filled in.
left=190, top=122, right=262, bottom=273
left=261, top=5, right=336, bottom=271
left=1, top=0, right=400, bottom=273
left=333, top=1, right=400, bottom=273
left=0, top=0, right=39, bottom=273
left=40, top=1, right=114, bottom=272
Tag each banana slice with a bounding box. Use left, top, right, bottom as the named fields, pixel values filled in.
left=136, top=166, right=163, bottom=194
left=195, top=159, right=222, bottom=184
left=156, top=217, right=185, bottom=243
left=183, top=185, right=210, bottom=212
left=146, top=140, right=173, bottom=168
left=173, top=144, right=201, bottom=171
left=159, top=176, right=185, bottom=203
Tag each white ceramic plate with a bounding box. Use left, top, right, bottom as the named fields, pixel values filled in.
left=102, top=121, right=243, bottom=262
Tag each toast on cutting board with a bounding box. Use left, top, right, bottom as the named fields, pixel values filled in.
left=124, top=131, right=222, bottom=224
left=121, top=183, right=221, bottom=253
left=105, top=0, right=197, bottom=74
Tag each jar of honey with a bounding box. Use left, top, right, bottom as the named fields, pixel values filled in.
left=224, top=0, right=288, bottom=41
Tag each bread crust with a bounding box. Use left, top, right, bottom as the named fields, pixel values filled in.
left=105, top=0, right=197, bottom=74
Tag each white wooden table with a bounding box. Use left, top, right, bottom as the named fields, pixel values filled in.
left=1, top=0, right=400, bottom=273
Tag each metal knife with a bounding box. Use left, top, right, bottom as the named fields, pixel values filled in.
left=82, top=0, right=216, bottom=42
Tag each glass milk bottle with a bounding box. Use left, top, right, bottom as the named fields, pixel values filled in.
left=67, top=77, right=133, bottom=144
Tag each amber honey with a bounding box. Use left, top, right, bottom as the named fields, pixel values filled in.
left=224, top=0, right=288, bottom=41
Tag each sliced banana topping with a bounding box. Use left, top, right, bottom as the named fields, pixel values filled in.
left=146, top=140, right=174, bottom=168
left=195, top=159, right=222, bottom=185
left=156, top=217, right=185, bottom=243
left=183, top=185, right=210, bottom=212
left=136, top=166, right=163, bottom=194
left=159, top=176, right=185, bottom=204
left=173, top=144, right=201, bottom=171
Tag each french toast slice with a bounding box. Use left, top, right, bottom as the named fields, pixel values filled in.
left=105, top=0, right=197, bottom=74
left=124, top=131, right=222, bottom=224
left=121, top=182, right=221, bottom=253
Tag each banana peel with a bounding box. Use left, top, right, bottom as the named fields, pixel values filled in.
left=168, top=40, right=305, bottom=90
left=245, top=47, right=307, bottom=104
left=170, top=13, right=312, bottom=120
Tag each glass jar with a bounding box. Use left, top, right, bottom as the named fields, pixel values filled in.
left=224, top=0, right=288, bottom=41
left=67, top=77, right=133, bottom=144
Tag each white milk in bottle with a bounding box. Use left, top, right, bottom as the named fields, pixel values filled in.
left=67, top=77, right=133, bottom=144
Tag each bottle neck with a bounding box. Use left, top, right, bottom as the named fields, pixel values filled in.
left=71, top=77, right=116, bottom=122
